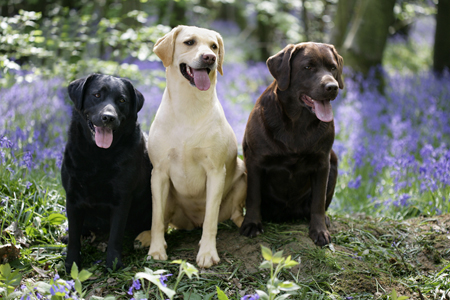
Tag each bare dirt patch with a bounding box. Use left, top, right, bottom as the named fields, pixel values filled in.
left=160, top=214, right=450, bottom=298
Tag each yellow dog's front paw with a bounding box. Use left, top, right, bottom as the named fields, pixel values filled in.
left=196, top=248, right=220, bottom=268
left=134, top=230, right=152, bottom=249
left=147, top=244, right=168, bottom=261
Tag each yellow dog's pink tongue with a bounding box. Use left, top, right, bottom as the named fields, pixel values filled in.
left=192, top=68, right=210, bottom=91
left=314, top=100, right=333, bottom=122
left=95, top=126, right=113, bottom=149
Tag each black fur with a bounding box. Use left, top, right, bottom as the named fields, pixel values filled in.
left=61, top=74, right=152, bottom=271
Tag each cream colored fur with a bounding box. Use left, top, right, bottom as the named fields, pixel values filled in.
left=136, top=25, right=246, bottom=268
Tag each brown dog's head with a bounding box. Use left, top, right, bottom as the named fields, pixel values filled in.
left=267, top=42, right=344, bottom=122
left=153, top=25, right=225, bottom=92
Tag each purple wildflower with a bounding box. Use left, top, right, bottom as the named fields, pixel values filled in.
left=241, top=293, right=260, bottom=300
left=159, top=274, right=172, bottom=287
left=128, top=279, right=142, bottom=295
left=132, top=279, right=141, bottom=290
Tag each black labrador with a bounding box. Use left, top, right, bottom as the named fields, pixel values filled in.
left=61, top=74, right=152, bottom=271
left=240, top=43, right=344, bottom=246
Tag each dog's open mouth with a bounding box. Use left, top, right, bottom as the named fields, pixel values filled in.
left=88, top=120, right=113, bottom=149
left=180, top=63, right=211, bottom=91
left=301, top=94, right=333, bottom=122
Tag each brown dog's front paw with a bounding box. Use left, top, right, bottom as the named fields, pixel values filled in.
left=240, top=220, right=264, bottom=238
left=309, top=228, right=331, bottom=246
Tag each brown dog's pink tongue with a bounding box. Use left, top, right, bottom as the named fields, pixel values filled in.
left=95, top=126, right=113, bottom=149
left=192, top=68, right=210, bottom=91
left=314, top=100, right=333, bottom=122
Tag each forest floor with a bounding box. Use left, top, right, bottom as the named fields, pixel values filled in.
left=8, top=214, right=450, bottom=299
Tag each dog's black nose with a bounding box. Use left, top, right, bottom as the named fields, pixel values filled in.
left=325, top=82, right=338, bottom=92
left=101, top=113, right=116, bottom=124
left=202, top=54, right=216, bottom=65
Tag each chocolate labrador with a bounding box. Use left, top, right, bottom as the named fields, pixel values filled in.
left=62, top=74, right=152, bottom=271
left=239, top=42, right=344, bottom=246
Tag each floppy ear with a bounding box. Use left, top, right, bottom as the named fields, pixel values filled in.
left=68, top=74, right=99, bottom=111
left=153, top=26, right=185, bottom=67
left=120, top=78, right=145, bottom=113
left=266, top=44, right=297, bottom=91
left=216, top=32, right=225, bottom=76
left=327, top=44, right=344, bottom=89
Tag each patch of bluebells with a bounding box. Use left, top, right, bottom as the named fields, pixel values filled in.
left=17, top=274, right=78, bottom=300
left=331, top=68, right=450, bottom=216
left=2, top=63, right=450, bottom=217
left=0, top=77, right=69, bottom=173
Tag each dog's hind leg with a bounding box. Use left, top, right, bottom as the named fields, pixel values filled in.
left=135, top=230, right=152, bottom=248
left=229, top=174, right=247, bottom=228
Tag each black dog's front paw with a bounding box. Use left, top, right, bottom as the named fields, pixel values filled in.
left=65, top=257, right=81, bottom=273
left=240, top=220, right=264, bottom=238
left=106, top=251, right=124, bottom=271
left=309, top=227, right=331, bottom=246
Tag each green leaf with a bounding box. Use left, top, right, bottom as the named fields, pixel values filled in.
left=183, top=262, right=199, bottom=279
left=75, top=279, right=82, bottom=296
left=390, top=288, right=398, bottom=300
left=71, top=263, right=79, bottom=280
left=46, top=213, right=66, bottom=225
left=283, top=256, right=299, bottom=268
left=272, top=250, right=284, bottom=264
left=255, top=290, right=270, bottom=300
left=259, top=261, right=271, bottom=269
left=278, top=281, right=300, bottom=292
left=216, top=286, right=229, bottom=300
left=78, top=270, right=92, bottom=282
left=261, top=245, right=273, bottom=261
left=135, top=272, right=176, bottom=300
left=0, top=263, right=12, bottom=278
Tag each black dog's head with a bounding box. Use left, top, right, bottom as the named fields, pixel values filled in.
left=68, top=74, right=145, bottom=149
left=267, top=42, right=344, bottom=122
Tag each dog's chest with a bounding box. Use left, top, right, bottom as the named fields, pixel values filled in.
left=167, top=146, right=211, bottom=199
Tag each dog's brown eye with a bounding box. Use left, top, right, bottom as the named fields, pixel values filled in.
left=184, top=40, right=195, bottom=46
left=331, top=66, right=337, bottom=71
left=119, top=99, right=125, bottom=103
left=305, top=66, right=312, bottom=70
left=211, top=44, right=217, bottom=50
left=94, top=93, right=100, bottom=98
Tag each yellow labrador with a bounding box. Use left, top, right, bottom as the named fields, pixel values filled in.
left=136, top=25, right=246, bottom=268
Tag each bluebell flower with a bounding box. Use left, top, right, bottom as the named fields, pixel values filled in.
left=127, top=286, right=134, bottom=296
left=159, top=274, right=172, bottom=287
left=66, top=279, right=75, bottom=290
left=241, top=293, right=260, bottom=300
left=132, top=279, right=141, bottom=290
left=347, top=175, right=362, bottom=189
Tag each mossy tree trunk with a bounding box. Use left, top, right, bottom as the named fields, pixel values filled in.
left=433, top=0, right=450, bottom=75
left=331, top=0, right=396, bottom=75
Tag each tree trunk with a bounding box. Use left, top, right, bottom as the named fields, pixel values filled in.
left=331, top=0, right=396, bottom=75
left=433, top=0, right=450, bottom=74
left=330, top=0, right=357, bottom=48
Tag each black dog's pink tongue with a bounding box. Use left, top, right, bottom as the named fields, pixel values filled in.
left=314, top=100, right=333, bottom=122
left=191, top=68, right=210, bottom=91
left=95, top=126, right=113, bottom=149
